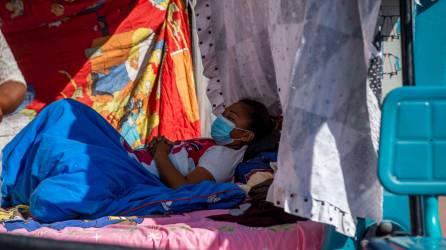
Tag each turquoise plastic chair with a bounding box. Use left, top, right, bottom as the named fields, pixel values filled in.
left=366, top=86, right=446, bottom=249
left=379, top=86, right=446, bottom=238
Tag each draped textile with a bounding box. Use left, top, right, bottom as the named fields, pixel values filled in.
left=0, top=0, right=200, bottom=148
left=196, top=0, right=382, bottom=236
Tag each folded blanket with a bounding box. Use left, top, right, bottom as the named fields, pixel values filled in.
left=1, top=99, right=245, bottom=223
left=4, top=215, right=143, bottom=232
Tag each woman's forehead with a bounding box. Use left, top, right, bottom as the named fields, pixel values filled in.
left=226, top=102, right=250, bottom=117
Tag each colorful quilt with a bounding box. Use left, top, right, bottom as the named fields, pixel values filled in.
left=0, top=0, right=200, bottom=149
left=0, top=205, right=144, bottom=232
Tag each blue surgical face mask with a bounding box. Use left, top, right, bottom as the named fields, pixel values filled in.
left=211, top=115, right=249, bottom=145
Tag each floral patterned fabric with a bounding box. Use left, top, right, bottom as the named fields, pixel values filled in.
left=0, top=0, right=200, bottom=148
left=0, top=209, right=325, bottom=250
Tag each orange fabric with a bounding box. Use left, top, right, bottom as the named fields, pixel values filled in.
left=0, top=0, right=200, bottom=148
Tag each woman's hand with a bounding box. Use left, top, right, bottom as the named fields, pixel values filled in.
left=149, top=136, right=173, bottom=159
left=148, top=136, right=215, bottom=189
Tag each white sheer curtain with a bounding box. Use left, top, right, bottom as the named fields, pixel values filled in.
left=195, top=0, right=282, bottom=115
left=188, top=0, right=214, bottom=137
left=196, top=0, right=382, bottom=236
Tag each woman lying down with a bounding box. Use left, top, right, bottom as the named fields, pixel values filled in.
left=0, top=99, right=273, bottom=223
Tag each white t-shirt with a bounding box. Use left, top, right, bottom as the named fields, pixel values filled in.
left=0, top=30, right=26, bottom=86
left=123, top=138, right=247, bottom=183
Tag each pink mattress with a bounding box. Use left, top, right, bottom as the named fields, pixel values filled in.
left=0, top=209, right=325, bottom=250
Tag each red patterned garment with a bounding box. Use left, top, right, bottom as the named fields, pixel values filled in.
left=0, top=0, right=200, bottom=148
left=122, top=138, right=216, bottom=167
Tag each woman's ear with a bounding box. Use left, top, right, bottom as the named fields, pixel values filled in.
left=241, top=130, right=255, bottom=143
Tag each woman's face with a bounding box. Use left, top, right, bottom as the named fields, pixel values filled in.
left=221, top=102, right=252, bottom=130
left=221, top=101, right=256, bottom=146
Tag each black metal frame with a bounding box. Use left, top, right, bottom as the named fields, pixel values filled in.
left=399, top=0, right=425, bottom=237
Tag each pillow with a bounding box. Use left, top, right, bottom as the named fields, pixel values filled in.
left=243, top=129, right=280, bottom=161
left=243, top=115, right=282, bottom=161
left=235, top=152, right=277, bottom=184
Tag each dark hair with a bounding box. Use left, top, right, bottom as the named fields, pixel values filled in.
left=239, top=99, right=274, bottom=141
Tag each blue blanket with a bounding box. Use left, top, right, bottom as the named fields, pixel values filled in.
left=1, top=99, right=245, bottom=223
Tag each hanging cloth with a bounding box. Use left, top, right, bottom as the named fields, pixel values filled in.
left=267, top=0, right=383, bottom=236
left=196, top=0, right=382, bottom=236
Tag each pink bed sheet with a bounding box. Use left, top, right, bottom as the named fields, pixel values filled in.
left=0, top=209, right=325, bottom=250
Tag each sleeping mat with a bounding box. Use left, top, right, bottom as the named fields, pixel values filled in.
left=0, top=99, right=245, bottom=223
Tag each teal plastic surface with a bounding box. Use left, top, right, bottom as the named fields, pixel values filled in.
left=383, top=190, right=411, bottom=232
left=424, top=196, right=442, bottom=238
left=321, top=218, right=372, bottom=250
left=321, top=226, right=357, bottom=250
left=414, top=0, right=446, bottom=87
left=379, top=87, right=446, bottom=195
